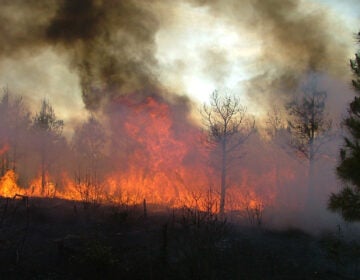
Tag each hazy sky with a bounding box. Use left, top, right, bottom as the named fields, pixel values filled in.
left=0, top=0, right=359, bottom=134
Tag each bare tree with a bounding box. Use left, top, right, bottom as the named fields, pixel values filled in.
left=266, top=106, right=286, bottom=141
left=286, top=75, right=332, bottom=207
left=202, top=90, right=254, bottom=216
left=265, top=106, right=290, bottom=205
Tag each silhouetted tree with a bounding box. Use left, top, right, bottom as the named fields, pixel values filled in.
left=266, top=106, right=285, bottom=140
left=286, top=74, right=332, bottom=208
left=71, top=115, right=107, bottom=207
left=202, top=90, right=254, bottom=216
left=329, top=32, right=360, bottom=221
left=0, top=88, right=31, bottom=176
left=32, top=99, right=64, bottom=195
left=265, top=106, right=288, bottom=204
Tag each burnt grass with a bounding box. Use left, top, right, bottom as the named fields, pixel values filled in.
left=0, top=196, right=359, bottom=280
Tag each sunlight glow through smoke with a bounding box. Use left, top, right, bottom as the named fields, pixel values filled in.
left=155, top=2, right=260, bottom=105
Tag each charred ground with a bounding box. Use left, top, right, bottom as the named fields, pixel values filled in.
left=0, top=196, right=359, bottom=280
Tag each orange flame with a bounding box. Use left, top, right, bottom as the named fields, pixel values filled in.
left=0, top=96, right=299, bottom=214
left=0, top=170, right=24, bottom=198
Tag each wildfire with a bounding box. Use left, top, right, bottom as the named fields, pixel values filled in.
left=0, top=170, right=24, bottom=198
left=0, top=95, right=294, bottom=214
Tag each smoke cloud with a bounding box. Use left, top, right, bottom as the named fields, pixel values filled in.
left=187, top=0, right=354, bottom=108
left=46, top=0, right=162, bottom=110
left=0, top=0, right=161, bottom=111
left=0, top=0, right=355, bottom=113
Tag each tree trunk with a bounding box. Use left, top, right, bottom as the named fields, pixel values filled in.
left=219, top=138, right=227, bottom=216
left=41, top=141, right=46, bottom=195
left=307, top=141, right=315, bottom=210
left=12, top=140, right=17, bottom=172
left=274, top=161, right=282, bottom=206
left=1, top=155, right=5, bottom=176
left=307, top=100, right=316, bottom=210
left=41, top=159, right=45, bottom=195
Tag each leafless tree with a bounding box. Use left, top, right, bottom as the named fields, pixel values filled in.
left=266, top=106, right=286, bottom=140
left=286, top=75, right=332, bottom=207
left=265, top=105, right=289, bottom=205
left=202, top=89, right=255, bottom=216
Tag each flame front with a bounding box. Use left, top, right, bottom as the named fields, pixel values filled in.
left=106, top=96, right=215, bottom=208
left=0, top=96, right=297, bottom=214
left=0, top=170, right=24, bottom=198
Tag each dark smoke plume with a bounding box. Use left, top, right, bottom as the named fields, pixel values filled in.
left=46, top=0, right=160, bottom=110
left=0, top=0, right=161, bottom=110
left=0, top=0, right=355, bottom=112
left=0, top=1, right=56, bottom=57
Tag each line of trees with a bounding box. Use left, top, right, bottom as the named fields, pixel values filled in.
left=0, top=82, right=332, bottom=216
left=202, top=75, right=333, bottom=215
left=201, top=30, right=360, bottom=220
left=0, top=91, right=108, bottom=202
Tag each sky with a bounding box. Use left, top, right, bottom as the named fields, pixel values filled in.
left=0, top=0, right=359, bottom=136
